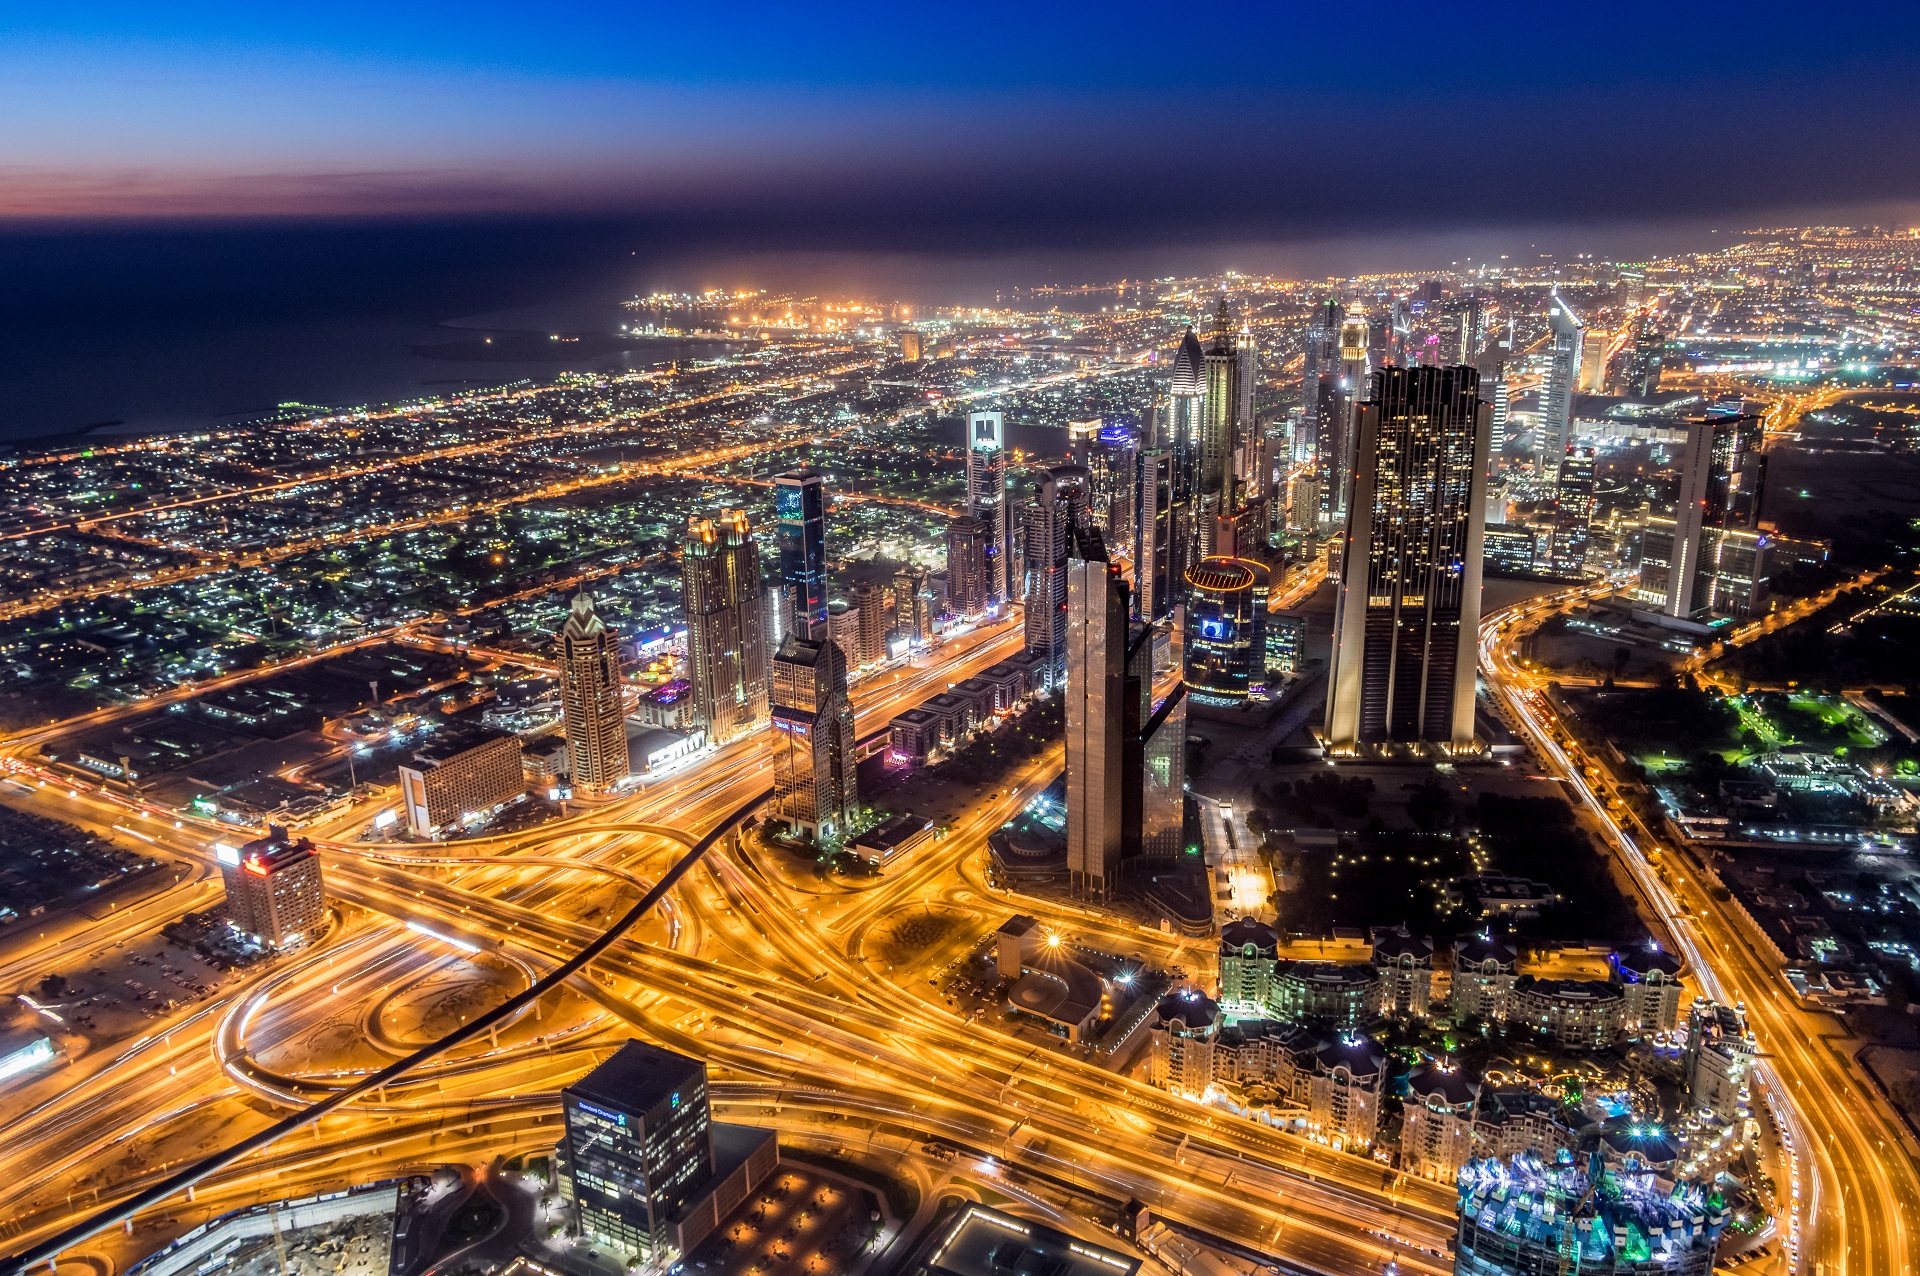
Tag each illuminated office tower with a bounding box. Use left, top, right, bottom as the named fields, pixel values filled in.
left=1550, top=447, right=1597, bottom=574
left=1627, top=325, right=1666, bottom=398
left=1234, top=314, right=1258, bottom=490
left=965, top=409, right=1014, bottom=608
left=682, top=509, right=769, bottom=746
left=1578, top=325, right=1612, bottom=393
left=1300, top=300, right=1341, bottom=469
left=560, top=1041, right=714, bottom=1263
left=1022, top=469, right=1084, bottom=685
left=1320, top=311, right=1371, bottom=529
left=559, top=589, right=631, bottom=792
left=1538, top=291, right=1585, bottom=473
left=1325, top=366, right=1490, bottom=752
left=1088, top=418, right=1138, bottom=550
left=944, top=515, right=988, bottom=618
left=1195, top=297, right=1239, bottom=556
left=1065, top=532, right=1128, bottom=899
left=1636, top=412, right=1770, bottom=618
left=770, top=472, right=859, bottom=842
left=774, top=468, right=829, bottom=639
left=1168, top=326, right=1205, bottom=598
left=1183, top=557, right=1267, bottom=707
left=894, top=565, right=933, bottom=647
left=1486, top=367, right=1510, bottom=470
left=219, top=827, right=325, bottom=949
left=769, top=628, right=858, bottom=843
left=1133, top=448, right=1177, bottom=624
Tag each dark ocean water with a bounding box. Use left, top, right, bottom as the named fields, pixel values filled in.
left=0, top=216, right=1712, bottom=445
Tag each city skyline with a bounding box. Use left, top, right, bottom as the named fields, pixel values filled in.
left=0, top=140, right=1917, bottom=1276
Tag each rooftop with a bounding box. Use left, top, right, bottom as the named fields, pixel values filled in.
left=566, top=1040, right=706, bottom=1118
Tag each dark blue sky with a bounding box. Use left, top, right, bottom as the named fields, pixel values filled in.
left=4, top=2, right=1917, bottom=235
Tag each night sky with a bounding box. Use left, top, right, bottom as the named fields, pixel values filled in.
left=6, top=2, right=1917, bottom=235
left=1, top=3, right=1916, bottom=439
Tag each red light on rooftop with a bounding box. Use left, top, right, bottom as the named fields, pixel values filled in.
left=243, top=856, right=268, bottom=876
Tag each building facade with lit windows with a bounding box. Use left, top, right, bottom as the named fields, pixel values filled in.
left=774, top=469, right=830, bottom=637
left=396, top=725, right=525, bottom=838
left=1513, top=977, right=1627, bottom=1051
left=1370, top=925, right=1434, bottom=1018
left=555, top=1040, right=773, bottom=1268
left=1635, top=412, right=1771, bottom=619
left=219, top=828, right=325, bottom=949
left=1323, top=364, right=1490, bottom=753
left=1183, top=557, right=1267, bottom=707
left=1451, top=934, right=1519, bottom=1023
left=964, top=410, right=1014, bottom=609
left=682, top=509, right=770, bottom=746
left=1064, top=534, right=1127, bottom=899
left=1400, top=1063, right=1481, bottom=1182
left=944, top=516, right=989, bottom=619
left=1307, top=1036, right=1385, bottom=1149
left=1132, top=448, right=1177, bottom=625
left=1537, top=291, right=1585, bottom=472
left=769, top=633, right=859, bottom=844
left=558, top=590, right=630, bottom=793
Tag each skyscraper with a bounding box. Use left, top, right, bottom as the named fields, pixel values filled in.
left=1065, top=531, right=1128, bottom=899
left=1183, top=558, right=1268, bottom=707
left=944, top=515, right=988, bottom=618
left=965, top=409, right=1014, bottom=609
left=1627, top=325, right=1666, bottom=398
left=1195, top=298, right=1239, bottom=558
left=1022, top=470, right=1076, bottom=684
left=1319, top=311, right=1371, bottom=529
left=1486, top=366, right=1510, bottom=471
left=560, top=590, right=631, bottom=792
left=1300, top=300, right=1341, bottom=472
left=219, top=828, right=325, bottom=949
left=1132, top=449, right=1177, bottom=624
left=1635, top=412, right=1771, bottom=618
left=769, top=631, right=859, bottom=843
left=1538, top=291, right=1585, bottom=473
left=682, top=509, right=769, bottom=746
left=560, top=1041, right=713, bottom=1263
left=774, top=468, right=828, bottom=639
left=1325, top=365, right=1490, bottom=753
left=1089, top=418, right=1138, bottom=550
left=1167, top=327, right=1205, bottom=598
left=1550, top=447, right=1597, bottom=575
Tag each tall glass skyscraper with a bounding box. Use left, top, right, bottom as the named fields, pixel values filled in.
left=682, top=509, right=769, bottom=746
left=1182, top=557, right=1268, bottom=706
left=774, top=467, right=828, bottom=639
left=1538, top=291, right=1585, bottom=474
left=1325, top=365, right=1490, bottom=752
left=559, top=589, right=630, bottom=792
left=1132, top=448, right=1176, bottom=624
left=965, top=409, right=1013, bottom=609
left=560, top=1041, right=713, bottom=1263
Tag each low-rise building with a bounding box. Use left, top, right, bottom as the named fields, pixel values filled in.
left=1513, top=977, right=1627, bottom=1051
left=1270, top=961, right=1383, bottom=1030
left=1401, top=1063, right=1482, bottom=1182
left=1450, top=933, right=1519, bottom=1023
left=1614, top=944, right=1686, bottom=1034
left=1685, top=998, right=1755, bottom=1122
left=1370, top=925, right=1433, bottom=1018
left=1472, top=1089, right=1587, bottom=1163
